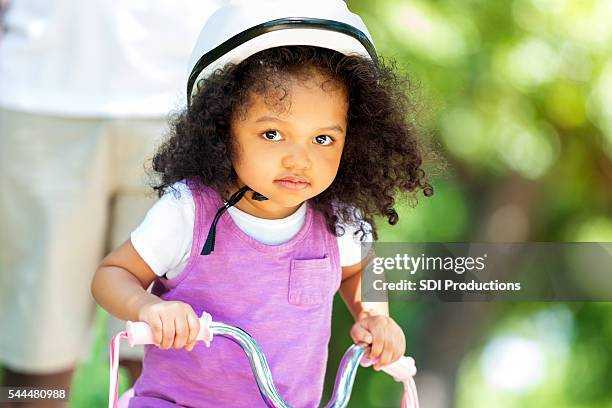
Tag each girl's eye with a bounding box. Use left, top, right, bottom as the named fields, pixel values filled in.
left=262, top=130, right=283, bottom=141
left=313, top=135, right=333, bottom=146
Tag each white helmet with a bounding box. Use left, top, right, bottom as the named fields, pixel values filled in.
left=187, top=0, right=377, bottom=105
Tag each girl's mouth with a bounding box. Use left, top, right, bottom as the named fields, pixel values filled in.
left=274, top=180, right=310, bottom=190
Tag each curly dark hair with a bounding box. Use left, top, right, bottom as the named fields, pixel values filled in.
left=151, top=45, right=433, bottom=241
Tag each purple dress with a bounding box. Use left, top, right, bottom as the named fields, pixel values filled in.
left=130, top=181, right=341, bottom=407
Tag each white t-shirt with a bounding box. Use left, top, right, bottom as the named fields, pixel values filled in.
left=131, top=182, right=372, bottom=279
left=0, top=1, right=223, bottom=117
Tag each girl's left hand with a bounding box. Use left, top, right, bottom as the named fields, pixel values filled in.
left=350, top=311, right=406, bottom=370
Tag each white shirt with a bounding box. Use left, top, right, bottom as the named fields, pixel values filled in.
left=131, top=182, right=372, bottom=279
left=0, top=1, right=223, bottom=117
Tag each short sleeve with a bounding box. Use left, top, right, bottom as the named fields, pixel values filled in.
left=336, top=207, right=373, bottom=267
left=130, top=182, right=194, bottom=277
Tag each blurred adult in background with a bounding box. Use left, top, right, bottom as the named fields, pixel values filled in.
left=0, top=1, right=222, bottom=405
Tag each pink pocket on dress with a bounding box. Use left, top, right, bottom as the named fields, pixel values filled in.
left=288, top=256, right=334, bottom=306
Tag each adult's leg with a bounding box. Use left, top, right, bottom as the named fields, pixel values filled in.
left=104, top=117, right=167, bottom=385
left=0, top=108, right=111, bottom=404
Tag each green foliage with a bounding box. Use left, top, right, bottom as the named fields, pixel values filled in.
left=334, top=1, right=612, bottom=407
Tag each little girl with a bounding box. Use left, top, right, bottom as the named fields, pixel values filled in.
left=92, top=1, right=432, bottom=406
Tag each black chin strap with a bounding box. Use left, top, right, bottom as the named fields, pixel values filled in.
left=252, top=191, right=268, bottom=201
left=201, top=186, right=268, bottom=255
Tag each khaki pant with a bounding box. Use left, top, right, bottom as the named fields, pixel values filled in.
left=0, top=107, right=160, bottom=373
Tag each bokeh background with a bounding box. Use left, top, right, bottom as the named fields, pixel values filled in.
left=5, top=0, right=610, bottom=407
left=327, top=1, right=612, bottom=407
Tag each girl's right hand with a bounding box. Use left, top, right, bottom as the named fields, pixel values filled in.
left=137, top=300, right=201, bottom=351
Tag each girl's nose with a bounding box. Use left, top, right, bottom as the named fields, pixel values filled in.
left=281, top=146, right=311, bottom=170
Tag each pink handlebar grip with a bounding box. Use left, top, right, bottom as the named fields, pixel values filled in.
left=125, top=312, right=214, bottom=347
left=381, top=356, right=417, bottom=382
left=361, top=355, right=417, bottom=382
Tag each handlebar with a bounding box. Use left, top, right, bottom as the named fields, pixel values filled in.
left=109, top=312, right=419, bottom=408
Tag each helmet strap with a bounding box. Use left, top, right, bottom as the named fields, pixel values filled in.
left=201, top=185, right=268, bottom=255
